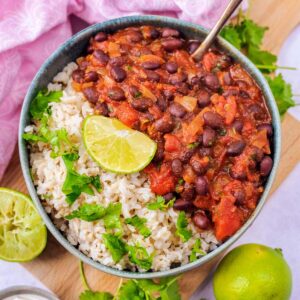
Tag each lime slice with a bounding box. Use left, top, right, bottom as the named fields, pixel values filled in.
left=0, top=188, right=47, bottom=262
left=83, top=115, right=157, bottom=174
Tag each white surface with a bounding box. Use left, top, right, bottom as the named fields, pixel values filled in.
left=277, top=24, right=300, bottom=121
left=192, top=163, right=300, bottom=300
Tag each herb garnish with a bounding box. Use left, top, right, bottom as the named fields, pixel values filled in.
left=125, top=215, right=151, bottom=238
left=66, top=203, right=106, bottom=222
left=176, top=212, right=192, bottom=242
left=147, top=195, right=175, bottom=211
left=189, top=238, right=206, bottom=262
left=102, top=233, right=127, bottom=263
left=127, top=244, right=153, bottom=271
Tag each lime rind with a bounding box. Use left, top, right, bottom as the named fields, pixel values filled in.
left=0, top=187, right=47, bottom=262
left=82, top=116, right=157, bottom=174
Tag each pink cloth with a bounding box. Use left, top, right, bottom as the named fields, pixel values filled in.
left=0, top=0, right=231, bottom=180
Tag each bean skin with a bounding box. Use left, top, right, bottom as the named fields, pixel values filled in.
left=163, top=192, right=175, bottom=201
left=181, top=183, right=195, bottom=201
left=195, top=176, right=208, bottom=195
left=150, top=28, right=160, bottom=39
left=188, top=41, right=200, bottom=54
left=203, top=74, right=220, bottom=91
left=199, top=147, right=212, bottom=157
left=190, top=159, right=207, bottom=175
left=131, top=97, right=153, bottom=112
left=94, top=32, right=107, bottom=42
left=227, top=140, right=246, bottom=157
left=109, top=56, right=127, bottom=66
left=197, top=90, right=211, bottom=108
left=260, top=156, right=273, bottom=176
left=94, top=49, right=109, bottom=65
left=129, top=85, right=140, bottom=97
left=162, top=28, right=180, bottom=38
left=169, top=103, right=187, bottom=118
left=203, top=111, right=223, bottom=129
left=110, top=66, right=127, bottom=82
left=154, top=117, right=174, bottom=133
left=72, top=69, right=84, bottom=83
left=128, top=31, right=143, bottom=43
left=192, top=211, right=211, bottom=230
left=153, top=140, right=164, bottom=162
left=223, top=72, right=232, bottom=85
left=82, top=87, right=99, bottom=104
left=173, top=199, right=194, bottom=211
left=257, top=123, right=273, bottom=137
left=84, top=71, right=98, bottom=82
left=95, top=102, right=109, bottom=116
left=180, top=149, right=195, bottom=163
left=171, top=159, right=183, bottom=177
left=169, top=73, right=188, bottom=85
left=162, top=38, right=183, bottom=51
left=233, top=189, right=246, bottom=206
left=231, top=120, right=244, bottom=133
left=165, top=61, right=178, bottom=74
left=142, top=61, right=161, bottom=70
left=145, top=70, right=160, bottom=82
left=107, top=87, right=125, bottom=101
left=249, top=104, right=264, bottom=120
left=203, top=127, right=216, bottom=147
left=229, top=168, right=247, bottom=181
left=157, top=96, right=168, bottom=112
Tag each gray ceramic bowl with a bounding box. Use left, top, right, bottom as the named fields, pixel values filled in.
left=19, top=15, right=281, bottom=279
left=0, top=286, right=59, bottom=300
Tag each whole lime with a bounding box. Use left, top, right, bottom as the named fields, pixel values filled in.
left=213, top=243, right=292, bottom=300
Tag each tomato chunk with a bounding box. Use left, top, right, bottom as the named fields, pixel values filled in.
left=115, top=102, right=139, bottom=128
left=164, top=134, right=182, bottom=152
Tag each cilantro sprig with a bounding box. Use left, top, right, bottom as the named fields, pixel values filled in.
left=125, top=215, right=151, bottom=238
left=147, top=196, right=175, bottom=211
left=189, top=238, right=206, bottom=262
left=79, top=261, right=181, bottom=300
left=176, top=212, right=192, bottom=242
left=221, top=12, right=296, bottom=116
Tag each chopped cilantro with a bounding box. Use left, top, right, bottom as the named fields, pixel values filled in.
left=176, top=212, right=192, bottom=242
left=65, top=203, right=106, bottom=221
left=147, top=195, right=175, bottom=211
left=125, top=216, right=151, bottom=238
left=187, top=142, right=199, bottom=149
left=127, top=244, right=153, bottom=271
left=102, top=233, right=127, bottom=263
left=189, top=238, right=206, bottom=262
left=103, top=203, right=122, bottom=233
left=134, top=91, right=142, bottom=98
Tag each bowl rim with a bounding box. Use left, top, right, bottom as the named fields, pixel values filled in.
left=18, top=15, right=281, bottom=279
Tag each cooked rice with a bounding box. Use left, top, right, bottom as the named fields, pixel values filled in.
left=26, top=62, right=219, bottom=272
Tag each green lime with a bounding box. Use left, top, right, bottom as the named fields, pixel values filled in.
left=82, top=115, right=157, bottom=174
left=0, top=188, right=47, bottom=262
left=213, top=243, right=292, bottom=300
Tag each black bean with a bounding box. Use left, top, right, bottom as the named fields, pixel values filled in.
left=169, top=73, right=188, bottom=85
left=166, top=61, right=178, bottom=74
left=145, top=70, right=160, bottom=82
left=94, top=32, right=107, bottom=42
left=142, top=61, right=161, bottom=70
left=180, top=149, right=195, bottom=163
left=82, top=87, right=99, bottom=104
left=87, top=45, right=94, bottom=54
left=163, top=192, right=175, bottom=202
left=150, top=28, right=160, bottom=39
left=249, top=104, right=264, bottom=120
left=153, top=140, right=164, bottom=162
left=192, top=211, right=211, bottom=230
left=176, top=83, right=189, bottom=95
left=203, top=111, right=223, bottom=129
left=199, top=147, right=212, bottom=157
left=181, top=183, right=195, bottom=201
left=162, top=28, right=180, bottom=38
left=95, top=102, right=109, bottom=116
left=257, top=124, right=273, bottom=137
left=131, top=97, right=153, bottom=112
left=173, top=199, right=194, bottom=211
left=203, top=127, right=216, bottom=147
left=223, top=89, right=239, bottom=97
left=162, top=38, right=183, bottom=51
left=229, top=168, right=247, bottom=181
left=189, top=76, right=201, bottom=86
left=163, top=89, right=174, bottom=101
left=195, top=176, right=208, bottom=195
left=171, top=159, right=183, bottom=177
left=84, top=71, right=98, bottom=82
left=231, top=120, right=244, bottom=133
left=260, top=156, right=273, bottom=176
left=94, top=49, right=109, bottom=65
left=157, top=96, right=168, bottom=112
left=227, top=140, right=246, bottom=156
left=233, top=190, right=246, bottom=206
left=223, top=72, right=232, bottom=85
left=109, top=56, right=127, bottom=66
left=197, top=90, right=211, bottom=108
left=72, top=69, right=84, bottom=83
left=240, top=90, right=250, bottom=99
left=107, top=87, right=125, bottom=101
left=190, top=159, right=207, bottom=175
left=154, top=118, right=174, bottom=133
left=129, top=85, right=140, bottom=97
left=188, top=41, right=200, bottom=54
left=169, top=103, right=187, bottom=118
left=128, top=31, right=143, bottom=42
left=110, top=66, right=126, bottom=82
left=252, top=147, right=264, bottom=162
left=217, top=55, right=233, bottom=69
left=203, top=74, right=220, bottom=91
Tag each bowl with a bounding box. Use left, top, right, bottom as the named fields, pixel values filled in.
left=0, top=286, right=59, bottom=300
left=19, top=15, right=281, bottom=279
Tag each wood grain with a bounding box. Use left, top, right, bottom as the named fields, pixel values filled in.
left=1, top=0, right=300, bottom=299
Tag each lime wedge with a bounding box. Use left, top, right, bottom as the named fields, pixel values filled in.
left=0, top=188, right=47, bottom=262
left=83, top=115, right=157, bottom=174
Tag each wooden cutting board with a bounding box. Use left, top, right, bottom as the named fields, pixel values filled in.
left=1, top=0, right=300, bottom=298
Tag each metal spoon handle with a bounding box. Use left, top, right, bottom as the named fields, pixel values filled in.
left=192, top=0, right=244, bottom=61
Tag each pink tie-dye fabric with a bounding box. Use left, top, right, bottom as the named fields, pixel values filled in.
left=0, top=0, right=232, bottom=180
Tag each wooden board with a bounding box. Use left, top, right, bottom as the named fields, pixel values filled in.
left=1, top=0, right=300, bottom=298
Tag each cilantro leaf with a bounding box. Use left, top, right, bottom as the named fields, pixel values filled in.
left=266, top=74, right=296, bottom=116
left=103, top=203, right=122, bottom=232
left=159, top=278, right=181, bottom=300
left=176, top=212, right=192, bottom=242
left=29, top=90, right=62, bottom=120
left=79, top=290, right=113, bottom=300
left=62, top=154, right=102, bottom=204
left=189, top=238, right=206, bottom=262
left=220, top=25, right=242, bottom=49
left=247, top=45, right=277, bottom=72
left=102, top=233, right=127, bottom=263
left=117, top=280, right=146, bottom=300
left=127, top=245, right=153, bottom=271
left=147, top=196, right=175, bottom=211
left=125, top=216, right=151, bottom=238
left=65, top=203, right=106, bottom=221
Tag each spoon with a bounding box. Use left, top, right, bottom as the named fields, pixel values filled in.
left=192, top=0, right=244, bottom=61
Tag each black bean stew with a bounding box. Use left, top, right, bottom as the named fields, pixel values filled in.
left=72, top=26, right=273, bottom=241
